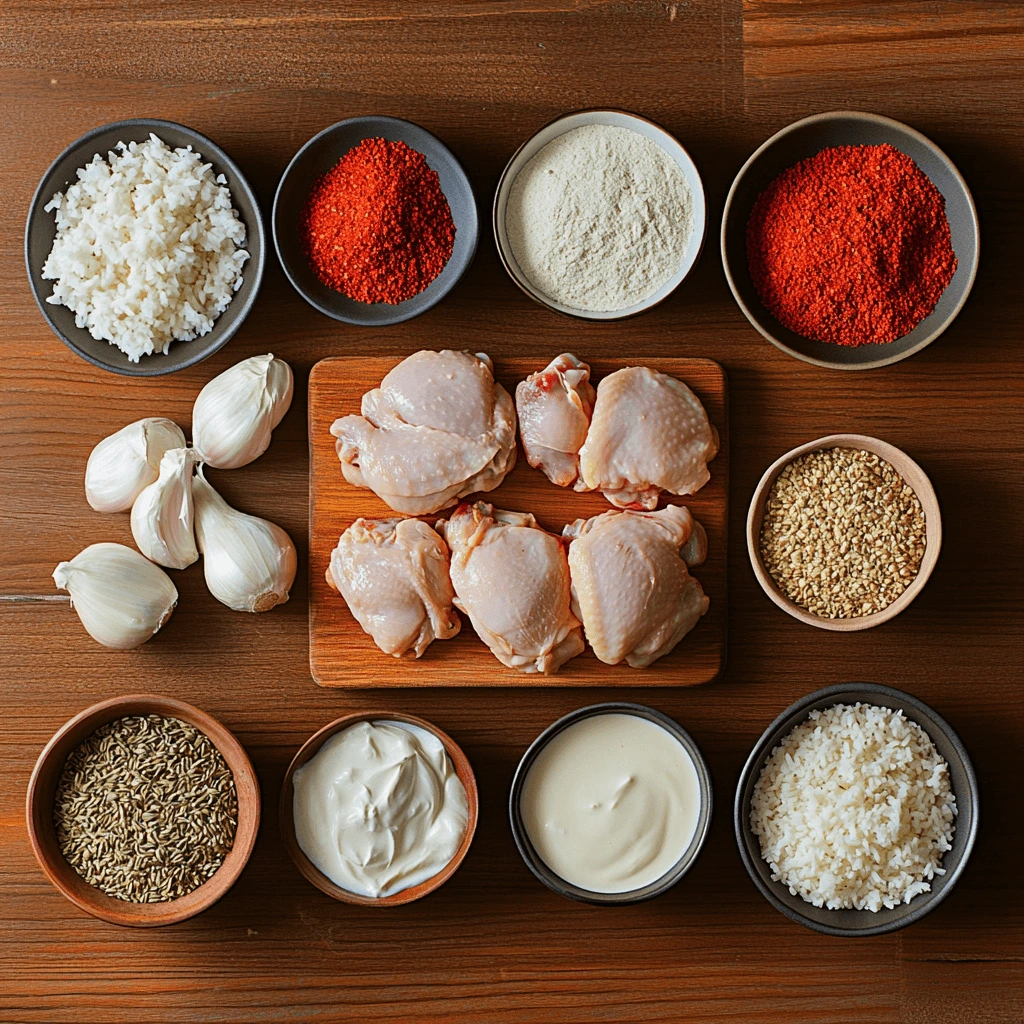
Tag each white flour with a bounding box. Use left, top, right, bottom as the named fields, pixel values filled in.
left=505, top=124, right=693, bottom=312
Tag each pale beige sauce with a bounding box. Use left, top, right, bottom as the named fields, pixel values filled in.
left=521, top=713, right=701, bottom=893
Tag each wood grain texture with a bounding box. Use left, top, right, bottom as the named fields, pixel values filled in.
left=308, top=355, right=727, bottom=686
left=1, top=1, right=1022, bottom=1021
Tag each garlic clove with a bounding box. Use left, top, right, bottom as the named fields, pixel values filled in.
left=85, top=418, right=187, bottom=513
left=130, top=447, right=199, bottom=569
left=53, top=542, right=178, bottom=649
left=192, top=353, right=293, bottom=470
left=193, top=464, right=297, bottom=612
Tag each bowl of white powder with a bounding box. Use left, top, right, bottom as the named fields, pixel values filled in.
left=494, top=110, right=706, bottom=320
left=734, top=683, right=979, bottom=936
left=26, top=120, right=264, bottom=376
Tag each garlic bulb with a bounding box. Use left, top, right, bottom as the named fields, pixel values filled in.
left=53, top=543, right=178, bottom=649
left=192, top=354, right=293, bottom=470
left=85, top=418, right=186, bottom=513
left=193, top=465, right=297, bottom=612
left=130, top=447, right=199, bottom=569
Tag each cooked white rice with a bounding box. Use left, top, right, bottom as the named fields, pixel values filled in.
left=42, top=133, right=249, bottom=362
left=750, top=702, right=956, bottom=912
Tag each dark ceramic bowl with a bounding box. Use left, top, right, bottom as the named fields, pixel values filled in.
left=721, top=111, right=979, bottom=370
left=510, top=703, right=713, bottom=905
left=25, top=119, right=265, bottom=377
left=273, top=116, right=478, bottom=326
left=734, top=683, right=978, bottom=937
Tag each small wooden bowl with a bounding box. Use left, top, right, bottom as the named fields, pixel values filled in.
left=280, top=712, right=478, bottom=906
left=746, top=434, right=942, bottom=631
left=26, top=695, right=261, bottom=927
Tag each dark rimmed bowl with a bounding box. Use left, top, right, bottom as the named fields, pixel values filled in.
left=25, top=119, right=265, bottom=377
left=510, top=703, right=713, bottom=905
left=273, top=116, right=478, bottom=326
left=26, top=694, right=261, bottom=927
left=721, top=111, right=979, bottom=370
left=280, top=711, right=478, bottom=906
left=734, top=683, right=978, bottom=937
left=493, top=109, right=707, bottom=321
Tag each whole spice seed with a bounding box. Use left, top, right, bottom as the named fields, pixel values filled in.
left=299, top=137, right=456, bottom=305
left=746, top=144, right=957, bottom=347
left=759, top=448, right=927, bottom=619
left=53, top=715, right=238, bottom=903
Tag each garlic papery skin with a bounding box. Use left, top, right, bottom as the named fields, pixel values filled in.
left=130, top=447, right=199, bottom=569
left=85, top=418, right=187, bottom=513
left=53, top=543, right=178, bottom=649
left=193, top=465, right=297, bottom=612
left=192, top=354, right=294, bottom=470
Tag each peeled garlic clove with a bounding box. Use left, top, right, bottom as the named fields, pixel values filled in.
left=192, top=354, right=293, bottom=470
left=131, top=447, right=199, bottom=569
left=53, top=542, right=178, bottom=649
left=85, top=418, right=187, bottom=513
left=193, top=464, right=297, bottom=612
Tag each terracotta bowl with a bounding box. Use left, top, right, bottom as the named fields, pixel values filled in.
left=746, top=434, right=942, bottom=631
left=26, top=694, right=261, bottom=927
left=280, top=712, right=478, bottom=906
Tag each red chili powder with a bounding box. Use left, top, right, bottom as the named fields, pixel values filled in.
left=300, top=137, right=456, bottom=305
left=746, top=144, right=957, bottom=347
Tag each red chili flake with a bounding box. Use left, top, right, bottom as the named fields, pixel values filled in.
left=299, top=137, right=456, bottom=305
left=746, top=144, right=957, bottom=347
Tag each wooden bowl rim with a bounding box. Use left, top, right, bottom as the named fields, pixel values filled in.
left=745, top=434, right=942, bottom=631
left=279, top=711, right=479, bottom=906
left=25, top=694, right=261, bottom=927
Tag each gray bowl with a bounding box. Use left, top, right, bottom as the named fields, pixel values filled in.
left=721, top=111, right=979, bottom=370
left=734, top=683, right=979, bottom=937
left=25, top=119, right=265, bottom=377
left=509, top=703, right=713, bottom=906
left=272, top=116, right=478, bottom=326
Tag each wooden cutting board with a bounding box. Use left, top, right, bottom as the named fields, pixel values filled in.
left=308, top=355, right=728, bottom=687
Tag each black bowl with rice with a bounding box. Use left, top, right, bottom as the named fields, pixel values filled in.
left=734, top=683, right=978, bottom=937
left=25, top=119, right=265, bottom=377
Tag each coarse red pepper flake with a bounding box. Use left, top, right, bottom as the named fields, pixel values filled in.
left=300, top=137, right=456, bottom=305
left=746, top=144, right=957, bottom=347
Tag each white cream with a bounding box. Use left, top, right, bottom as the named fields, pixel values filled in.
left=292, top=720, right=469, bottom=898
left=520, top=713, right=701, bottom=893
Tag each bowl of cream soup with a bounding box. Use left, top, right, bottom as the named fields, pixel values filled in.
left=509, top=703, right=713, bottom=904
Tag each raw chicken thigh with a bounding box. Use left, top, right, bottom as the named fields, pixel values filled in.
left=515, top=353, right=596, bottom=487
left=437, top=502, right=584, bottom=674
left=577, top=366, right=718, bottom=509
left=328, top=517, right=461, bottom=659
left=331, top=350, right=517, bottom=515
left=564, top=505, right=709, bottom=668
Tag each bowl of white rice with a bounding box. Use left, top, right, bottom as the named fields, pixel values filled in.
left=734, top=683, right=978, bottom=936
left=26, top=119, right=265, bottom=376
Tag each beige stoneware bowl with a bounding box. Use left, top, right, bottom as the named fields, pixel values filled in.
left=746, top=434, right=942, bottom=632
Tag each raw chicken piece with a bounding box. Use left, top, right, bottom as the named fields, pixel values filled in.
left=331, top=350, right=517, bottom=515
left=576, top=366, right=719, bottom=509
left=437, top=502, right=584, bottom=674
left=327, top=517, right=461, bottom=659
left=515, top=353, right=596, bottom=487
left=564, top=505, right=709, bottom=668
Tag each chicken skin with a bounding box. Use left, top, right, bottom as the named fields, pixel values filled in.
left=328, top=517, right=461, bottom=659
left=515, top=353, right=596, bottom=487
left=576, top=366, right=718, bottom=509
left=331, top=350, right=517, bottom=515
left=563, top=505, right=709, bottom=668
left=437, top=502, right=584, bottom=674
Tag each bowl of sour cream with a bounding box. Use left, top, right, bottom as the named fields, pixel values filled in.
left=509, top=703, right=713, bottom=905
left=280, top=712, right=478, bottom=906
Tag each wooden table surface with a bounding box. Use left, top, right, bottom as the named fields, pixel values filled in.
left=2, top=2, right=1022, bottom=1021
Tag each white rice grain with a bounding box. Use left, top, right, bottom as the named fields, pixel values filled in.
left=750, top=702, right=956, bottom=912
left=42, top=134, right=249, bottom=362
